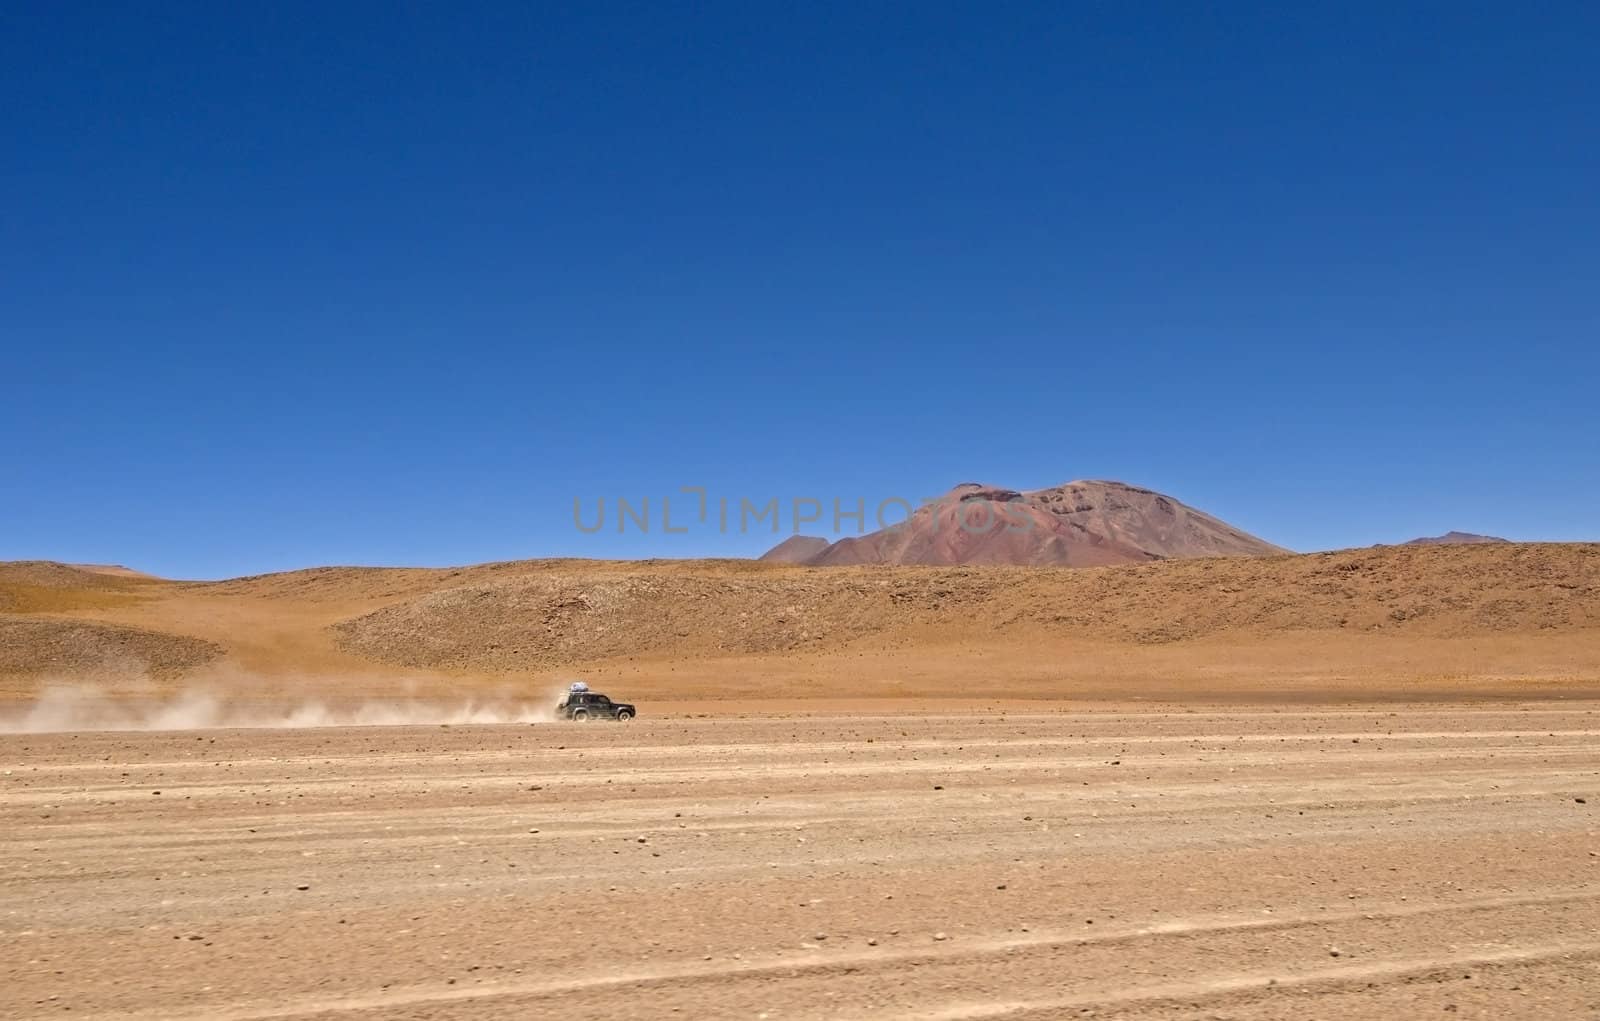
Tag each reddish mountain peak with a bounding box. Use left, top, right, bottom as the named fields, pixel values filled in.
left=947, top=483, right=1024, bottom=503
left=760, top=479, right=1285, bottom=567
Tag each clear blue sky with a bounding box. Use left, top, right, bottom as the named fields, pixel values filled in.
left=5, top=3, right=1597, bottom=579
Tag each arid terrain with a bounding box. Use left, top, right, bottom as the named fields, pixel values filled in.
left=2, top=542, right=1598, bottom=703
left=4, top=544, right=1600, bottom=1018
left=5, top=706, right=1600, bottom=1019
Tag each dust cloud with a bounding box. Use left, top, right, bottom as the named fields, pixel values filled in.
left=0, top=683, right=578, bottom=733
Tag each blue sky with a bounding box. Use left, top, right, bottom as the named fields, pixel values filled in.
left=4, top=3, right=1597, bottom=578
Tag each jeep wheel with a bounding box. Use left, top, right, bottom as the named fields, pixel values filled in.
left=571, top=709, right=589, bottom=721
left=615, top=709, right=634, bottom=721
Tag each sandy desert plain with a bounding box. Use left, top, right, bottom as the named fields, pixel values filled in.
left=3, top=543, right=1600, bottom=1019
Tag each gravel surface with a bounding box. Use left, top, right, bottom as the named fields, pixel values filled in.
left=4, top=703, right=1599, bottom=1019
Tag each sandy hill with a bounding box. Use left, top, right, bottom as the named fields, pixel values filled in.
left=0, top=617, right=221, bottom=680
left=0, top=561, right=165, bottom=613
left=1, top=544, right=1598, bottom=701
left=332, top=542, right=1596, bottom=670
left=70, top=563, right=158, bottom=578
left=0, top=561, right=154, bottom=591
left=770, top=480, right=1285, bottom=567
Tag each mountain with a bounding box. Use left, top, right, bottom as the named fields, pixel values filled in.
left=758, top=536, right=832, bottom=564
left=763, top=479, right=1286, bottom=567
left=1404, top=532, right=1511, bottom=546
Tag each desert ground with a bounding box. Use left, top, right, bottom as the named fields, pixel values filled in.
left=4, top=705, right=1600, bottom=1019
left=3, top=545, right=1600, bottom=1018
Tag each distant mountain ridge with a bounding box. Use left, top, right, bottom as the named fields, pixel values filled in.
left=1403, top=532, right=1511, bottom=546
left=760, top=479, right=1286, bottom=567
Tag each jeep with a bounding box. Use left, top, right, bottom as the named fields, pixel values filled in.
left=556, top=690, right=636, bottom=721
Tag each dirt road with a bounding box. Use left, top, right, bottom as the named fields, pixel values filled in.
left=5, top=704, right=1600, bottom=1019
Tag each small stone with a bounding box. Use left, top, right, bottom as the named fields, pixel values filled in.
left=813, top=933, right=827, bottom=941
left=866, top=938, right=878, bottom=946
left=295, top=884, right=310, bottom=891
left=932, top=932, right=949, bottom=941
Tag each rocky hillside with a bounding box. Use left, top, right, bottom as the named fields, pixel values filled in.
left=0, top=617, right=222, bottom=679
left=331, top=543, right=1599, bottom=672
left=4, top=544, right=1596, bottom=694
